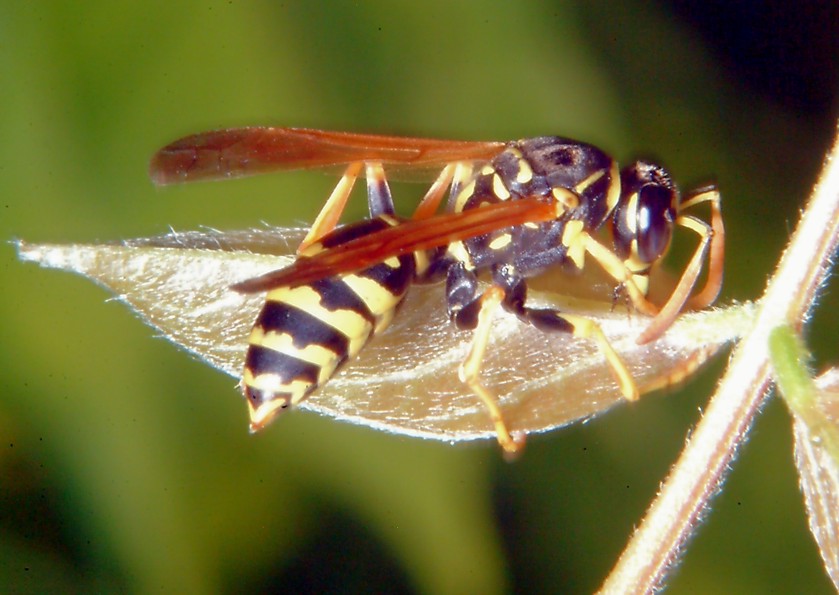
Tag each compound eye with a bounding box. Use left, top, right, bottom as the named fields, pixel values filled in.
left=637, top=184, right=675, bottom=264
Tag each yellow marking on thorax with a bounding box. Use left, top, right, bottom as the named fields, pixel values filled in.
left=551, top=187, right=579, bottom=212
left=573, top=168, right=605, bottom=195
left=453, top=179, right=477, bottom=213
left=605, top=161, right=621, bottom=211
left=447, top=240, right=474, bottom=270
left=488, top=233, right=512, bottom=251
left=510, top=149, right=533, bottom=184
left=561, top=220, right=587, bottom=269
left=492, top=174, right=511, bottom=200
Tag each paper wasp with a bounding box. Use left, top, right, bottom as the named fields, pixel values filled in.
left=150, top=127, right=724, bottom=456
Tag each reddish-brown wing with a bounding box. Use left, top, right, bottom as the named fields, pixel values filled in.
left=150, top=127, right=505, bottom=185
left=232, top=197, right=559, bottom=293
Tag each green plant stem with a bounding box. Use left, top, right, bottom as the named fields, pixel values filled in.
left=599, top=124, right=839, bottom=594
left=770, top=325, right=839, bottom=464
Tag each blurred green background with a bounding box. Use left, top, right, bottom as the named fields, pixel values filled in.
left=2, top=1, right=837, bottom=593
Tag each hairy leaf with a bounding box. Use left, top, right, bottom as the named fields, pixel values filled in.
left=18, top=229, right=753, bottom=443
left=793, top=369, right=839, bottom=590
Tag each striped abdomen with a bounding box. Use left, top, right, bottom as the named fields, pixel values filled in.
left=242, top=216, right=427, bottom=431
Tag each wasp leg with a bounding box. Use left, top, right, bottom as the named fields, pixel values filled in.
left=411, top=163, right=455, bottom=220
left=412, top=162, right=475, bottom=220
left=297, top=162, right=363, bottom=254
left=493, top=265, right=639, bottom=402
left=578, top=233, right=656, bottom=315
left=445, top=264, right=523, bottom=456
left=580, top=185, right=724, bottom=345
left=447, top=260, right=641, bottom=457
left=458, top=285, right=525, bottom=458
left=681, top=185, right=724, bottom=310
left=634, top=216, right=711, bottom=344
left=633, top=186, right=723, bottom=344
left=364, top=162, right=396, bottom=217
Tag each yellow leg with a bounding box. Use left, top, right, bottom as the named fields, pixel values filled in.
left=634, top=185, right=722, bottom=343
left=581, top=184, right=724, bottom=345
left=413, top=162, right=475, bottom=221
left=682, top=186, right=724, bottom=310
left=458, top=286, right=525, bottom=458
left=297, top=162, right=363, bottom=254
left=559, top=314, right=639, bottom=401
left=634, top=215, right=711, bottom=344
left=411, top=163, right=455, bottom=220
left=457, top=284, right=640, bottom=458
left=633, top=188, right=722, bottom=344
left=581, top=233, right=658, bottom=315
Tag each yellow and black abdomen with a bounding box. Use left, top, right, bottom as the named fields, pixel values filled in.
left=242, top=216, right=425, bottom=431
